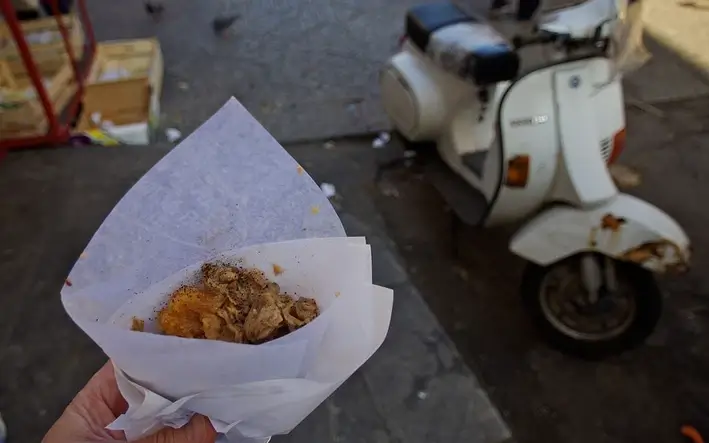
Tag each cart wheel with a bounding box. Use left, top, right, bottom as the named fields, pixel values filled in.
left=522, top=254, right=662, bottom=359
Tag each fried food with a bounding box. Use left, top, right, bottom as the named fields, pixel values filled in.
left=158, top=286, right=224, bottom=339
left=244, top=288, right=285, bottom=343
left=131, top=317, right=145, bottom=332
left=156, top=263, right=319, bottom=344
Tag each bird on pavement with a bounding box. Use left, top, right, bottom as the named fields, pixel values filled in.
left=144, top=1, right=165, bottom=21
left=212, top=13, right=241, bottom=37
left=142, top=1, right=239, bottom=35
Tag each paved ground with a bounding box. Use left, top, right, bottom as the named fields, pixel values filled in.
left=85, top=0, right=709, bottom=143
left=372, top=97, right=709, bottom=443
left=644, top=0, right=709, bottom=83
left=86, top=0, right=430, bottom=142
left=0, top=141, right=510, bottom=443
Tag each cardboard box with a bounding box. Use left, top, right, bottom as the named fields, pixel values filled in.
left=77, top=38, right=163, bottom=140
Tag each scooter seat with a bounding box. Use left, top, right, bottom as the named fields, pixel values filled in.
left=406, top=3, right=475, bottom=50
left=405, top=3, right=520, bottom=85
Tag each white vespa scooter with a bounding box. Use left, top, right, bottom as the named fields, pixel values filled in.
left=380, top=0, right=690, bottom=357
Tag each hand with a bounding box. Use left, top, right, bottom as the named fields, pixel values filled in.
left=43, top=362, right=216, bottom=443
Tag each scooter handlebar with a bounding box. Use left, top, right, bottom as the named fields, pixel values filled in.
left=513, top=30, right=607, bottom=52
left=512, top=31, right=556, bottom=49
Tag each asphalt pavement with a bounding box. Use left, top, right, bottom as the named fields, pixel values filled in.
left=85, top=0, right=425, bottom=142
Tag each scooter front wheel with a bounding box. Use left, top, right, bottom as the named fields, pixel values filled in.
left=521, top=254, right=662, bottom=359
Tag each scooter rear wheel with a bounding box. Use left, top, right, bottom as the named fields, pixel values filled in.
left=521, top=254, right=662, bottom=359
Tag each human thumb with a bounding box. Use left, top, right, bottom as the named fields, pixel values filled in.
left=136, top=415, right=217, bottom=443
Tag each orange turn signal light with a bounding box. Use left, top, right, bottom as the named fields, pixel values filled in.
left=506, top=155, right=530, bottom=188
left=609, top=128, right=626, bottom=164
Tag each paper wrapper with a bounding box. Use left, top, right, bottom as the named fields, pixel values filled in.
left=61, top=99, right=393, bottom=442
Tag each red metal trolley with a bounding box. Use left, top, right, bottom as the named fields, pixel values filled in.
left=0, top=0, right=96, bottom=151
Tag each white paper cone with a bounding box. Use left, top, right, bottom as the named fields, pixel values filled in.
left=83, top=239, right=391, bottom=440
left=61, top=99, right=393, bottom=441
left=62, top=98, right=344, bottom=310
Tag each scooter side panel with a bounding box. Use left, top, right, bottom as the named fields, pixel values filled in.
left=549, top=59, right=618, bottom=206
left=509, top=194, right=690, bottom=273
left=381, top=43, right=478, bottom=141
left=485, top=67, right=559, bottom=226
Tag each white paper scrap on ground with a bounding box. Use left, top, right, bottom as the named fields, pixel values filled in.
left=165, top=127, right=182, bottom=143
left=319, top=182, right=336, bottom=198
left=60, top=99, right=392, bottom=442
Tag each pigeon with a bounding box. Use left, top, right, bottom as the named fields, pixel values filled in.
left=212, top=14, right=241, bottom=36
left=144, top=1, right=165, bottom=21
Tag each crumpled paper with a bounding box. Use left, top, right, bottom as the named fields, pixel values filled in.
left=61, top=99, right=393, bottom=442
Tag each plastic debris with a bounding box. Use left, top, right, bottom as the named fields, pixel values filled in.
left=404, top=150, right=416, bottom=159
left=372, top=138, right=386, bottom=149
left=90, top=112, right=102, bottom=125
left=417, top=391, right=428, bottom=400
left=323, top=140, right=336, bottom=150
left=165, top=128, right=182, bottom=143
left=379, top=183, right=400, bottom=198
left=372, top=132, right=392, bottom=149
left=177, top=81, right=190, bottom=91
left=681, top=425, right=704, bottom=443
left=320, top=183, right=336, bottom=198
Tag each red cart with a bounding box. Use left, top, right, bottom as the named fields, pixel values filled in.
left=0, top=0, right=96, bottom=153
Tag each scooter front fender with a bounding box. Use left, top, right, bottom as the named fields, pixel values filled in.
left=510, top=193, right=690, bottom=274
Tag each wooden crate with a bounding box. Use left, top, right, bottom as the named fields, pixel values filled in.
left=0, top=61, right=16, bottom=89
left=77, top=38, right=163, bottom=131
left=0, top=14, right=84, bottom=73
left=0, top=58, right=77, bottom=140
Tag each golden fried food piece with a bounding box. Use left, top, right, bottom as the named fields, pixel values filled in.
left=202, top=263, right=237, bottom=297
left=222, top=323, right=245, bottom=343
left=131, top=317, right=145, bottom=332
left=244, top=290, right=285, bottom=343
left=293, top=298, right=319, bottom=323
left=201, top=313, right=224, bottom=340
left=158, top=264, right=320, bottom=344
left=158, top=286, right=223, bottom=339
left=279, top=296, right=319, bottom=331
